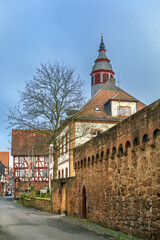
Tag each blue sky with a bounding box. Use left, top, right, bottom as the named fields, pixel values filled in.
left=0, top=0, right=160, bottom=164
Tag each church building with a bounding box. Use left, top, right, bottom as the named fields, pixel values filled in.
left=49, top=36, right=146, bottom=187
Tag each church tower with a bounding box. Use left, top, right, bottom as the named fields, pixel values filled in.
left=91, top=36, right=115, bottom=97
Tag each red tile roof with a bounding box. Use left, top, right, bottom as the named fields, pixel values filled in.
left=0, top=152, right=9, bottom=167
left=11, top=130, right=51, bottom=156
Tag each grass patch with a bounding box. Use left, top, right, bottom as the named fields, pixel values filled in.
left=14, top=200, right=25, bottom=207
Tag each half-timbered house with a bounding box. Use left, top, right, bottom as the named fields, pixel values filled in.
left=11, top=130, right=50, bottom=198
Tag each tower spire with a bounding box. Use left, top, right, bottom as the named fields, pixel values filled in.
left=90, top=36, right=115, bottom=97
left=100, top=34, right=105, bottom=50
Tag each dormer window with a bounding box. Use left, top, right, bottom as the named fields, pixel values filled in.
left=94, top=107, right=100, bottom=111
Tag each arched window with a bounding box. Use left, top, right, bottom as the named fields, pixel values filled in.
left=118, top=144, right=123, bottom=157
left=111, top=147, right=116, bottom=159
left=125, top=141, right=131, bottom=155
left=88, top=157, right=90, bottom=166
left=100, top=151, right=104, bottom=162
left=103, top=73, right=108, bottom=82
left=95, top=74, right=100, bottom=84
left=84, top=158, right=86, bottom=168
left=62, top=169, right=64, bottom=178
left=81, top=160, right=83, bottom=168
left=142, top=134, right=149, bottom=150
left=96, top=153, right=99, bottom=163
left=133, top=137, right=139, bottom=146
left=66, top=168, right=68, bottom=178
left=153, top=129, right=159, bottom=139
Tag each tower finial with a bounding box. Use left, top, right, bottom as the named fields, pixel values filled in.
left=99, top=34, right=105, bottom=50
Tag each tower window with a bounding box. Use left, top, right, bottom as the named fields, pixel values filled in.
left=103, top=73, right=109, bottom=82
left=91, top=76, right=93, bottom=85
left=95, top=74, right=100, bottom=84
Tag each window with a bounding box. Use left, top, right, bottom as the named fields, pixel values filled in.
left=43, top=169, right=48, bottom=177
left=45, top=156, right=49, bottom=163
left=20, top=185, right=23, bottom=192
left=103, top=73, right=108, bottom=82
left=118, top=106, right=124, bottom=116
left=20, top=157, right=24, bottom=163
left=91, top=76, right=93, bottom=85
left=91, top=129, right=102, bottom=138
left=20, top=169, right=25, bottom=177
left=66, top=168, right=68, bottom=178
left=117, top=106, right=131, bottom=116
left=62, top=169, right=64, bottom=178
left=94, top=107, right=100, bottom=111
left=58, top=170, right=60, bottom=179
left=15, top=157, right=18, bottom=163
left=124, top=107, right=130, bottom=116
left=95, top=74, right=100, bottom=84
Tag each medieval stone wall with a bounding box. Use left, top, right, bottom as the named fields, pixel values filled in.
left=73, top=99, right=160, bottom=240
left=19, top=197, right=51, bottom=212
left=51, top=177, right=76, bottom=216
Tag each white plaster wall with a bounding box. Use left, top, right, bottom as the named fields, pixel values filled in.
left=75, top=122, right=115, bottom=147
left=111, top=101, right=137, bottom=116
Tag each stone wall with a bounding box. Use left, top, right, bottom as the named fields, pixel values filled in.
left=20, top=197, right=51, bottom=212
left=73, top=99, right=160, bottom=240
left=51, top=177, right=76, bottom=216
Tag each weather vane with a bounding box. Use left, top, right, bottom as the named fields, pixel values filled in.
left=101, top=33, right=103, bottom=37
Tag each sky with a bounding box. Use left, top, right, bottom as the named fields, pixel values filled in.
left=0, top=0, right=160, bottom=166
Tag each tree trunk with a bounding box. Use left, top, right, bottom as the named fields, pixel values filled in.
left=53, top=150, right=58, bottom=179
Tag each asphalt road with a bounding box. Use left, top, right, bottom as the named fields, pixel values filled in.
left=0, top=196, right=117, bottom=240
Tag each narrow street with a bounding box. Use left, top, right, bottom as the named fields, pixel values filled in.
left=0, top=196, right=116, bottom=240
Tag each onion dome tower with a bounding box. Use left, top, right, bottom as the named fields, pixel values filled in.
left=91, top=35, right=115, bottom=97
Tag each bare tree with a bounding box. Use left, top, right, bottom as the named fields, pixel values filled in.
left=6, top=62, right=85, bottom=179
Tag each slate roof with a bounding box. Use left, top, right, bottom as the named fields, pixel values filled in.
left=11, top=130, right=51, bottom=156
left=0, top=152, right=9, bottom=168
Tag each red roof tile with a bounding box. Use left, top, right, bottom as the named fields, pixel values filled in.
left=11, top=130, right=51, bottom=156
left=0, top=152, right=9, bottom=167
